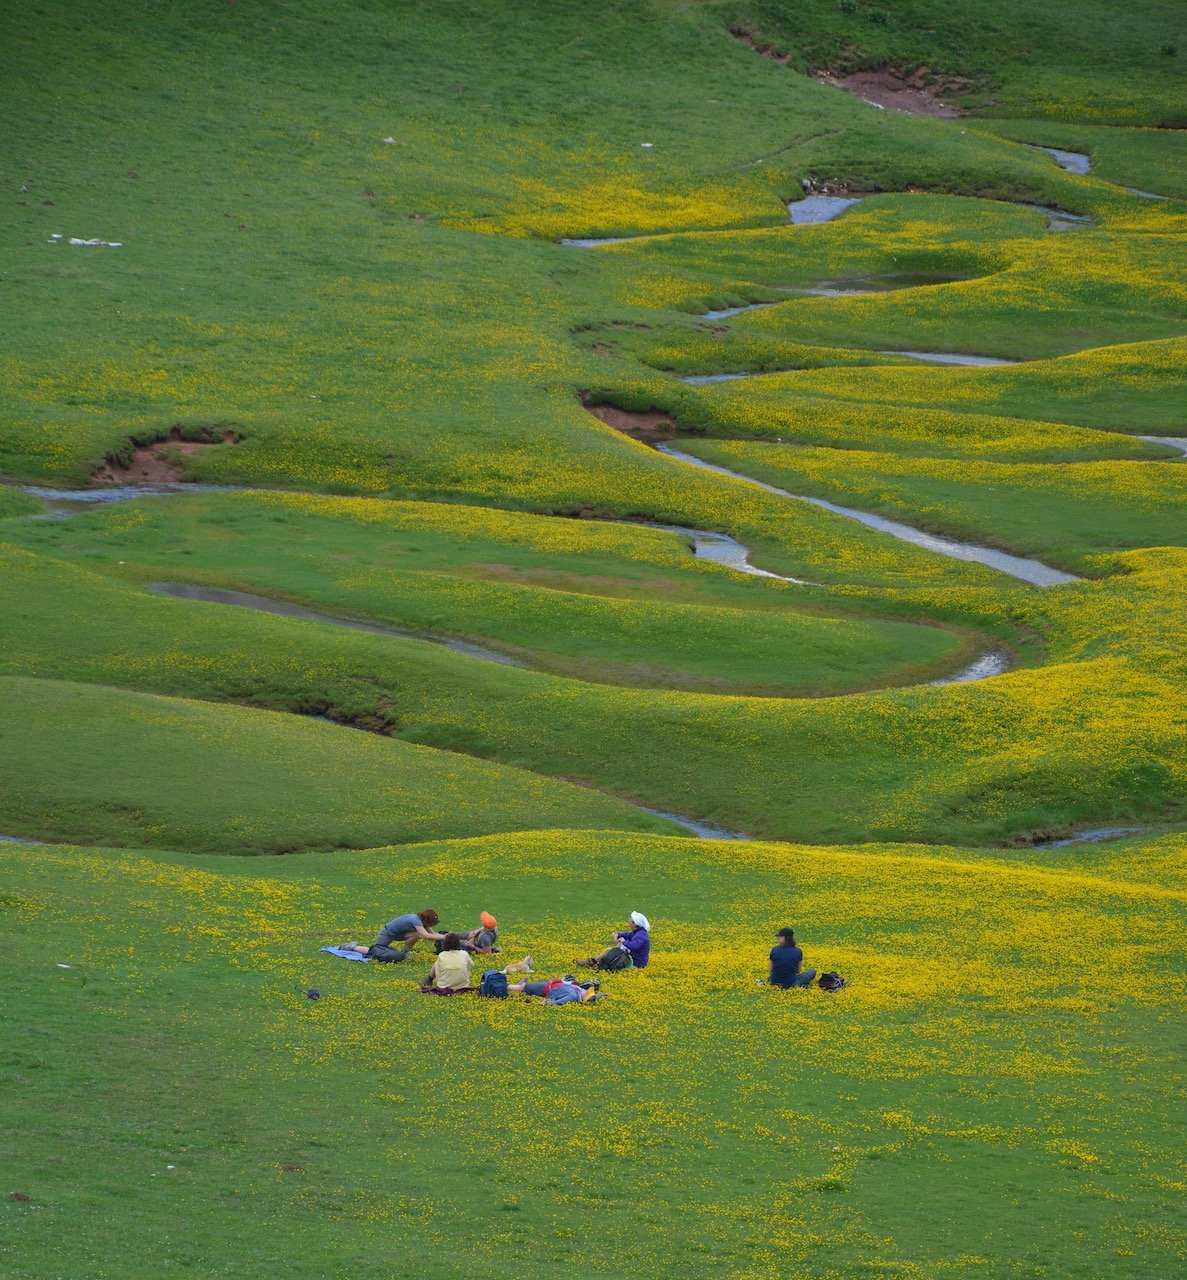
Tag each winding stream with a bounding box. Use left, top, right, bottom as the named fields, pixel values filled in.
left=654, top=444, right=1080, bottom=587
left=8, top=478, right=1018, bottom=842
left=1032, top=146, right=1092, bottom=176
left=701, top=302, right=776, bottom=321
left=930, top=650, right=1010, bottom=685
left=796, top=272, right=980, bottom=297
left=1032, top=825, right=1144, bottom=849
left=150, top=584, right=528, bottom=666
left=880, top=350, right=1018, bottom=367
left=787, top=195, right=862, bottom=224
left=1138, top=435, right=1187, bottom=459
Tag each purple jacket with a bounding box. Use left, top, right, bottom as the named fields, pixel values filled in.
left=616, top=925, right=650, bottom=969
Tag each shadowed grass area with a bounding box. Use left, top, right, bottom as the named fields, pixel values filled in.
left=1, top=543, right=1183, bottom=849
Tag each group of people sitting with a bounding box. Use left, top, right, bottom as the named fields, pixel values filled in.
left=341, top=908, right=653, bottom=1003
left=338, top=910, right=827, bottom=1000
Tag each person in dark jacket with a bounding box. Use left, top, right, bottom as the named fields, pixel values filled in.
left=576, top=911, right=651, bottom=970
left=768, top=927, right=817, bottom=989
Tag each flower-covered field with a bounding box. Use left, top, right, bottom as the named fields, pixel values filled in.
left=3, top=830, right=1184, bottom=1277
left=2, top=0, right=1185, bottom=1275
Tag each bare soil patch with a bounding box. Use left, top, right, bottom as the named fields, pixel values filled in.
left=93, top=426, right=238, bottom=484
left=814, top=67, right=962, bottom=118
left=729, top=27, right=967, bottom=118
left=730, top=28, right=794, bottom=66
left=583, top=401, right=677, bottom=444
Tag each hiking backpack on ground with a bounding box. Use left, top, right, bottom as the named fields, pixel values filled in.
left=817, top=972, right=848, bottom=991
left=479, top=970, right=509, bottom=998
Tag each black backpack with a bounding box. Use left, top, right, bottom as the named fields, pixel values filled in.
left=817, top=972, right=847, bottom=992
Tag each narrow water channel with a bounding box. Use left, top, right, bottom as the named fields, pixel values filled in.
left=655, top=444, right=1079, bottom=587
left=150, top=584, right=527, bottom=666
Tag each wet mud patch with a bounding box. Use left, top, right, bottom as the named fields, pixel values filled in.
left=93, top=425, right=239, bottom=484
left=582, top=399, right=679, bottom=444
left=813, top=67, right=963, bottom=118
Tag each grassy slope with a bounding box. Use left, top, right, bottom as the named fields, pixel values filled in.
left=3, top=831, right=1185, bottom=1277
left=722, top=0, right=1187, bottom=123
left=0, top=489, right=968, bottom=695
left=0, top=1, right=1122, bottom=499
left=0, top=675, right=681, bottom=853
left=1, top=544, right=1183, bottom=848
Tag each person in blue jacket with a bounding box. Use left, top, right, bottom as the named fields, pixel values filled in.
left=768, top=927, right=817, bottom=989
left=576, top=911, right=651, bottom=971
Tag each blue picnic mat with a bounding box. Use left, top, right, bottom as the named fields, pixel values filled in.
left=321, top=946, right=369, bottom=961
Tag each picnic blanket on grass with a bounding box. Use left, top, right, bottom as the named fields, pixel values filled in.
left=321, top=946, right=369, bottom=961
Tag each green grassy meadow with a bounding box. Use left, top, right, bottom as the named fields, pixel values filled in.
left=2, top=1, right=1185, bottom=1276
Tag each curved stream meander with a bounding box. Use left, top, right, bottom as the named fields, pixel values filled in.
left=653, top=444, right=1080, bottom=587
left=10, top=475, right=1021, bottom=840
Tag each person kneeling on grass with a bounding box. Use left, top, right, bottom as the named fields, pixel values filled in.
left=422, top=936, right=533, bottom=995
left=345, top=909, right=446, bottom=962
left=508, top=976, right=604, bottom=1005
left=575, top=911, right=650, bottom=971
left=767, top=927, right=817, bottom=989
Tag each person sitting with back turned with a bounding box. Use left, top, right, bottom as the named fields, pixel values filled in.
left=422, top=933, right=474, bottom=994
left=768, top=927, right=817, bottom=989
left=422, top=939, right=533, bottom=994
left=575, top=911, right=650, bottom=971
left=344, top=909, right=447, bottom=962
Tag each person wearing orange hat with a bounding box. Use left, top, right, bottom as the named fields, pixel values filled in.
left=456, top=910, right=502, bottom=955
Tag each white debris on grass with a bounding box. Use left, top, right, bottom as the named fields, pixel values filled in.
left=50, top=234, right=123, bottom=247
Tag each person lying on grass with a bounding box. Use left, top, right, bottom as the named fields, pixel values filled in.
left=421, top=935, right=532, bottom=995
left=345, top=909, right=446, bottom=962
left=508, top=975, right=604, bottom=1005
left=575, top=911, right=650, bottom=971
left=767, top=927, right=817, bottom=989
left=449, top=910, right=500, bottom=955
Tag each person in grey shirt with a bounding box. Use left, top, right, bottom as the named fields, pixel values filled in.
left=344, top=909, right=446, bottom=962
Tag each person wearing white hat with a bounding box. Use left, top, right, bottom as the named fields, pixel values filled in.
left=576, top=911, right=651, bottom=971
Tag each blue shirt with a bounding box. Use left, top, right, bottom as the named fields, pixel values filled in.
left=545, top=981, right=586, bottom=1005
left=769, top=944, right=804, bottom=988
left=617, top=926, right=650, bottom=968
